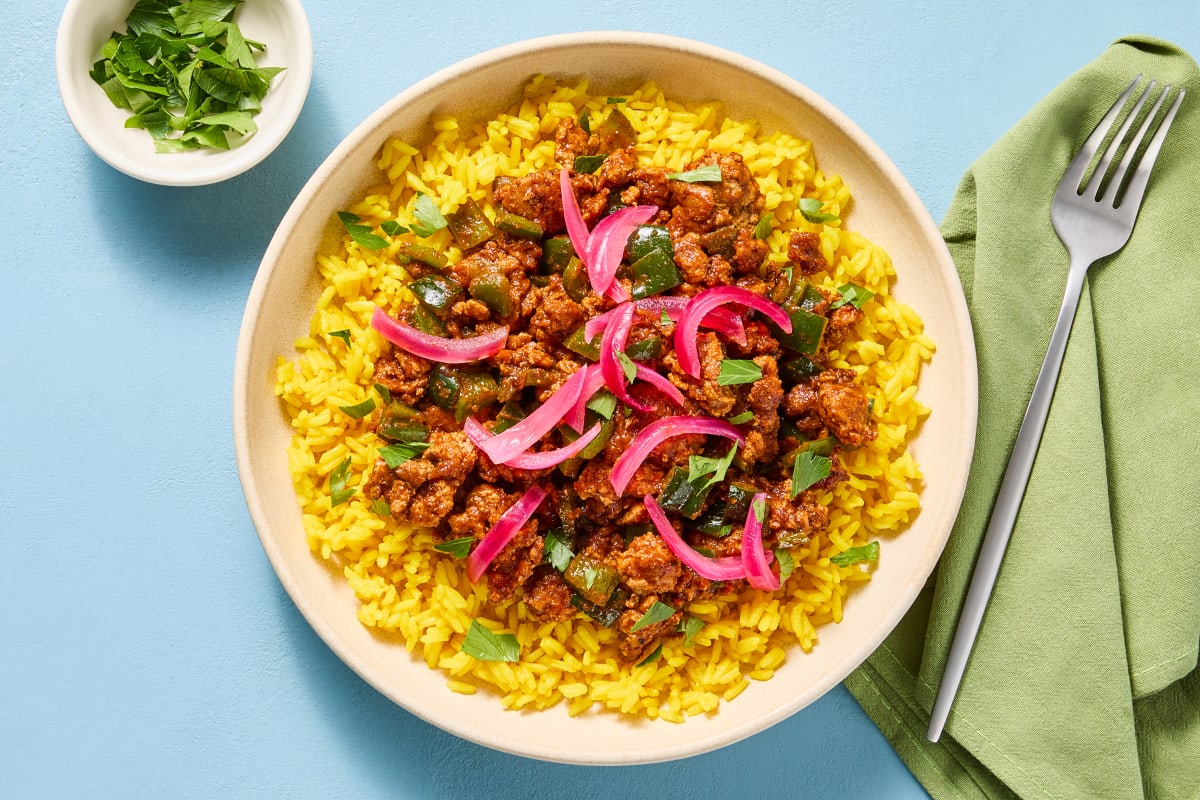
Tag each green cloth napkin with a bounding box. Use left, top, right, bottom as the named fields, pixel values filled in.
left=845, top=36, right=1200, bottom=800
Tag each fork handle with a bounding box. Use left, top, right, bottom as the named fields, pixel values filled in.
left=927, top=260, right=1090, bottom=742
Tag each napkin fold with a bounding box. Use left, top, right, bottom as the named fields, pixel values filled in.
left=845, top=36, right=1200, bottom=800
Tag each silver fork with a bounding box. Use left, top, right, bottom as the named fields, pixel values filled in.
left=927, top=75, right=1186, bottom=743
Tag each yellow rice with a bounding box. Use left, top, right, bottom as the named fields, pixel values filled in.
left=274, top=75, right=934, bottom=721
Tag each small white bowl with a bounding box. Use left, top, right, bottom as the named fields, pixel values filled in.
left=56, top=0, right=313, bottom=186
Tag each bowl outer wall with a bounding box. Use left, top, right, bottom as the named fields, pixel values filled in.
left=233, top=31, right=977, bottom=765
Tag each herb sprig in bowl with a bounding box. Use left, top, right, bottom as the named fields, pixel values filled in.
left=91, top=0, right=283, bottom=153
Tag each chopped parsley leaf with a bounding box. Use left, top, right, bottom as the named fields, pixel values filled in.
left=631, top=600, right=675, bottom=632
left=411, top=194, right=448, bottom=237
left=337, top=211, right=389, bottom=250
left=831, top=541, right=880, bottom=567
left=831, top=283, right=875, bottom=310
left=434, top=537, right=474, bottom=558
left=461, top=619, right=520, bottom=662
left=667, top=164, right=722, bottom=183
left=791, top=450, right=832, bottom=497
left=339, top=397, right=376, bottom=419
left=799, top=197, right=840, bottom=224
left=329, top=458, right=355, bottom=507
left=379, top=441, right=431, bottom=469
left=717, top=359, right=762, bottom=386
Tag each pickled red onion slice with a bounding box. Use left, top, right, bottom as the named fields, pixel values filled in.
left=463, top=417, right=603, bottom=469
left=562, top=364, right=607, bottom=433
left=599, top=302, right=651, bottom=412
left=674, top=287, right=791, bottom=378
left=370, top=305, right=507, bottom=363
left=586, top=205, right=657, bottom=301
left=559, top=168, right=590, bottom=262
left=644, top=495, right=746, bottom=582
left=585, top=296, right=747, bottom=345
left=609, top=415, right=744, bottom=496
left=741, top=492, right=780, bottom=591
left=466, top=485, right=548, bottom=582
left=472, top=366, right=587, bottom=463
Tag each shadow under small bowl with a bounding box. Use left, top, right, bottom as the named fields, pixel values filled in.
left=234, top=32, right=978, bottom=765
left=56, top=0, right=313, bottom=187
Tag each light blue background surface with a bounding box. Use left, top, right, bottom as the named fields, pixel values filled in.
left=4, top=2, right=1198, bottom=798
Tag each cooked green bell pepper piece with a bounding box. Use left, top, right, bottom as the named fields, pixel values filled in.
left=779, top=353, right=822, bottom=385
left=699, top=225, right=738, bottom=259
left=659, top=466, right=717, bottom=520
left=773, top=306, right=827, bottom=354
left=693, top=482, right=756, bottom=535
left=540, top=236, right=576, bottom=274
left=495, top=210, right=543, bottom=240
left=561, top=256, right=590, bottom=302
left=625, top=225, right=672, bottom=262
left=427, top=365, right=460, bottom=410
left=468, top=273, right=513, bottom=317
left=399, top=243, right=448, bottom=270
left=408, top=274, right=462, bottom=315
left=491, top=400, right=527, bottom=434
left=377, top=401, right=427, bottom=443
left=453, top=372, right=499, bottom=423
left=446, top=197, right=495, bottom=250
left=570, top=587, right=629, bottom=627
left=408, top=304, right=447, bottom=336
left=563, top=325, right=601, bottom=361
left=630, top=249, right=682, bottom=300
left=564, top=554, right=620, bottom=605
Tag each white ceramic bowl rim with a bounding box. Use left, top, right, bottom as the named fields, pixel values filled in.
left=55, top=0, right=313, bottom=186
left=234, top=31, right=977, bottom=765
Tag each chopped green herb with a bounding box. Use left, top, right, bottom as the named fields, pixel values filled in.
left=579, top=109, right=591, bottom=135
left=337, top=211, right=389, bottom=250
left=831, top=283, right=875, bottom=310
left=631, top=600, right=675, bottom=632
left=661, top=310, right=673, bottom=326
left=373, top=382, right=393, bottom=404
left=460, top=619, right=520, bottom=662
left=615, top=350, right=638, bottom=384
left=379, top=441, right=431, bottom=469
left=606, top=96, right=626, bottom=104
left=434, top=537, right=474, bottom=558
left=339, top=397, right=376, bottom=419
left=411, top=194, right=449, bottom=237
left=636, top=642, right=663, bottom=667
left=582, top=564, right=600, bottom=590
left=775, top=549, right=796, bottom=583
left=543, top=529, right=575, bottom=572
left=329, top=457, right=355, bottom=507
left=830, top=541, right=880, bottom=567
left=328, top=329, right=352, bottom=346
left=585, top=390, right=618, bottom=420
left=753, top=212, right=775, bottom=240
left=791, top=450, right=832, bottom=497
left=380, top=220, right=409, bottom=236
left=90, top=0, right=284, bottom=152
left=369, top=499, right=391, bottom=517
left=574, top=154, right=607, bottom=174
left=687, top=443, right=738, bottom=492
left=728, top=410, right=754, bottom=425
left=799, top=197, right=840, bottom=224
left=717, top=359, right=763, bottom=386
left=667, top=164, right=722, bottom=183
left=679, top=615, right=705, bottom=647
left=752, top=496, right=767, bottom=524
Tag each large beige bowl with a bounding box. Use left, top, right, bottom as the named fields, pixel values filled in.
left=234, top=32, right=977, bottom=765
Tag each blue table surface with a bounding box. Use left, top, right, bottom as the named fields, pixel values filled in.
left=4, top=2, right=1198, bottom=798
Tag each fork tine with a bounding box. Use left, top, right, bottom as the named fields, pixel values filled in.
left=1116, top=87, right=1186, bottom=214
left=1087, top=80, right=1156, bottom=200
left=1058, top=74, right=1141, bottom=196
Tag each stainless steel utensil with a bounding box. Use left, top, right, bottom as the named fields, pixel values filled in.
left=927, top=75, right=1186, bottom=743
